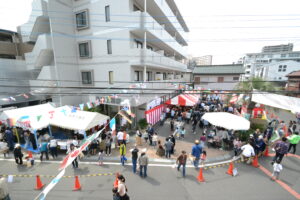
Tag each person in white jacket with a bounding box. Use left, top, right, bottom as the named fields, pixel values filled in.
left=241, top=142, right=255, bottom=164
left=271, top=160, right=283, bottom=181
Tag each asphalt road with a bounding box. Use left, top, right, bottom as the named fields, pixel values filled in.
left=1, top=155, right=299, bottom=200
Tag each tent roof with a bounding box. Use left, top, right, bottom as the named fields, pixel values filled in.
left=50, top=106, right=109, bottom=131
left=252, top=92, right=300, bottom=113
left=0, top=103, right=55, bottom=130
left=166, top=94, right=198, bottom=106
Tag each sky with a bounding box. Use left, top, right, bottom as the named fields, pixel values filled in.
left=0, top=0, right=300, bottom=64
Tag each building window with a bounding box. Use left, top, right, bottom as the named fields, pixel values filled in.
left=278, top=65, right=282, bottom=72
left=109, top=71, right=113, bottom=84
left=107, top=40, right=112, bottom=54
left=146, top=71, right=152, bottom=81
left=281, top=54, right=286, bottom=58
left=194, top=77, right=200, bottom=83
left=217, top=77, right=224, bottom=83
left=163, top=73, right=167, bottom=80
left=105, top=6, right=110, bottom=22
left=75, top=10, right=89, bottom=30
left=283, top=65, right=287, bottom=72
left=135, top=40, right=143, bottom=49
left=233, top=77, right=239, bottom=81
left=147, top=45, right=153, bottom=51
left=78, top=41, right=91, bottom=58
left=81, top=71, right=93, bottom=85
left=134, top=71, right=142, bottom=81
left=247, top=65, right=251, bottom=68
left=289, top=53, right=300, bottom=57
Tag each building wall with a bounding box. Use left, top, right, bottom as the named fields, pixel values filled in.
left=193, top=74, right=241, bottom=90
left=257, top=60, right=300, bottom=81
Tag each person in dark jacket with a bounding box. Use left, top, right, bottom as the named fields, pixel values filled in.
left=170, top=135, right=176, bottom=154
left=131, top=144, right=139, bottom=174
left=191, top=140, right=202, bottom=168
left=13, top=144, right=23, bottom=165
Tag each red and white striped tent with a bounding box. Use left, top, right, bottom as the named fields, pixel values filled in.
left=166, top=94, right=198, bottom=107
left=145, top=104, right=165, bottom=125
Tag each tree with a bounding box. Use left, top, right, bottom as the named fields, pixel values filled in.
left=236, top=77, right=277, bottom=92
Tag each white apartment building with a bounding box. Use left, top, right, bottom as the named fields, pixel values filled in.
left=18, top=0, right=189, bottom=110
left=241, top=44, right=300, bottom=80
left=256, top=60, right=300, bottom=81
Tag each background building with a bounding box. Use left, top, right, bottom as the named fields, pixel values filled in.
left=0, top=29, right=47, bottom=108
left=18, top=0, right=189, bottom=121
left=241, top=43, right=300, bottom=80
left=193, top=55, right=212, bottom=66
left=193, top=64, right=244, bottom=90
left=286, top=70, right=300, bottom=97
left=256, top=60, right=300, bottom=81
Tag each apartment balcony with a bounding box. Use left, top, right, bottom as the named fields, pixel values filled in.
left=25, top=34, right=53, bottom=70
left=19, top=0, right=49, bottom=43
left=134, top=0, right=188, bottom=45
left=29, top=65, right=57, bottom=93
left=131, top=11, right=187, bottom=58
left=130, top=48, right=187, bottom=72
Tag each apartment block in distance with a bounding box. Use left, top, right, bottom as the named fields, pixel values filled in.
left=19, top=0, right=190, bottom=109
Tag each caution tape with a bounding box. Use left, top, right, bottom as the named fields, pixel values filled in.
left=0, top=172, right=114, bottom=178
left=203, top=160, right=242, bottom=170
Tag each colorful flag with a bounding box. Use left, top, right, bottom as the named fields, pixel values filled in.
left=71, top=106, right=77, bottom=113
left=118, top=111, right=132, bottom=124
left=110, top=118, right=116, bottom=131
left=23, top=94, right=29, bottom=99
left=100, top=97, right=105, bottom=104
left=95, top=98, right=100, bottom=106
left=79, top=104, right=84, bottom=110
left=86, top=102, right=92, bottom=109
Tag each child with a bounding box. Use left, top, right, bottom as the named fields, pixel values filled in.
left=200, top=150, right=207, bottom=166
left=200, top=134, right=206, bottom=147
left=152, top=133, right=158, bottom=147
left=180, top=127, right=186, bottom=139
left=25, top=151, right=34, bottom=167
left=98, top=150, right=104, bottom=166
left=271, top=160, right=282, bottom=181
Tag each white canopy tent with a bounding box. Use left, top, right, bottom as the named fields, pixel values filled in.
left=202, top=112, right=250, bottom=130
left=0, top=103, right=55, bottom=131
left=252, top=92, right=300, bottom=113
left=50, top=106, right=109, bottom=131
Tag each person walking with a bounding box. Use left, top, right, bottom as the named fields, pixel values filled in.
left=147, top=125, right=154, bottom=146
left=4, top=128, right=14, bottom=151
left=105, top=135, right=113, bottom=156
left=131, top=145, right=139, bottom=174
left=271, top=137, right=289, bottom=164
left=39, top=140, right=49, bottom=161
left=98, top=150, right=104, bottom=166
left=164, top=139, right=173, bottom=158
left=48, top=137, right=58, bottom=159
left=287, top=132, right=300, bottom=154
left=191, top=140, right=202, bottom=168
left=176, top=151, right=187, bottom=177
left=13, top=144, right=23, bottom=165
left=120, top=142, right=127, bottom=166
left=117, top=175, right=130, bottom=200
left=0, top=176, right=10, bottom=200
left=68, top=144, right=78, bottom=168
left=271, top=160, right=283, bottom=181
left=138, top=150, right=149, bottom=178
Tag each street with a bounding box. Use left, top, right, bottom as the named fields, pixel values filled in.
left=1, top=153, right=299, bottom=200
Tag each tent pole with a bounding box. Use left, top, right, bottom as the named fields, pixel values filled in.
left=33, top=130, right=39, bottom=151
left=14, top=127, right=20, bottom=144
left=48, top=125, right=52, bottom=137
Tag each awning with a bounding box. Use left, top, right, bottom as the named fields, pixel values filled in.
left=166, top=94, right=198, bottom=106
left=50, top=106, right=109, bottom=131
left=145, top=104, right=165, bottom=125
left=252, top=92, right=300, bottom=113
left=0, top=103, right=55, bottom=130
left=202, top=112, right=250, bottom=130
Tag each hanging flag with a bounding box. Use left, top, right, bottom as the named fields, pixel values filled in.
left=100, top=97, right=105, bottom=104
left=37, top=115, right=42, bottom=122
left=71, top=107, right=77, bottom=113
left=23, top=94, right=29, bottom=99
left=95, top=98, right=100, bottom=106
left=86, top=102, right=92, bottom=109
left=79, top=104, right=84, bottom=110
left=9, top=97, right=16, bottom=101
left=110, top=118, right=116, bottom=131
left=121, top=99, right=135, bottom=118
left=118, top=111, right=132, bottom=124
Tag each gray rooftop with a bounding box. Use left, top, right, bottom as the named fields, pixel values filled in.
left=193, top=64, right=244, bottom=75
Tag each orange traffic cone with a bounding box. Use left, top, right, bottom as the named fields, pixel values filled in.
left=226, top=162, right=234, bottom=176
left=252, top=156, right=260, bottom=168
left=73, top=176, right=81, bottom=191
left=197, top=168, right=205, bottom=182
left=35, top=175, right=44, bottom=190
left=113, top=172, right=119, bottom=188
left=264, top=147, right=269, bottom=157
